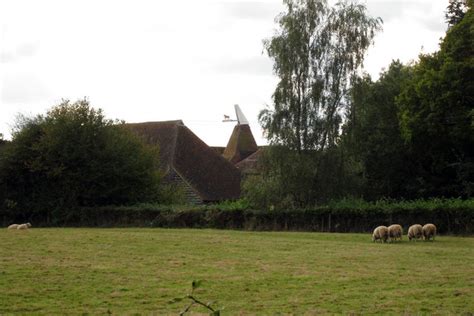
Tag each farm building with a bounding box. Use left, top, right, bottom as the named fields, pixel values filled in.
left=223, top=106, right=264, bottom=175
left=127, top=107, right=260, bottom=204
left=223, top=123, right=259, bottom=164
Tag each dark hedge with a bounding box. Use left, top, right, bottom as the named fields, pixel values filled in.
left=1, top=202, right=473, bottom=234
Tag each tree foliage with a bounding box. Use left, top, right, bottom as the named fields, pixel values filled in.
left=446, top=0, right=468, bottom=27
left=0, top=99, right=162, bottom=217
left=343, top=2, right=473, bottom=200
left=246, top=1, right=472, bottom=208
left=397, top=5, right=474, bottom=197
left=260, top=0, right=382, bottom=152
left=243, top=145, right=363, bottom=208
left=245, top=0, right=381, bottom=208
left=344, top=61, right=415, bottom=199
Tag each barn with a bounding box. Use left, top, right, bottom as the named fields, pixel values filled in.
left=127, top=120, right=241, bottom=203
left=127, top=106, right=260, bottom=204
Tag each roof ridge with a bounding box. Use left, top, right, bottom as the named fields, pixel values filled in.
left=128, top=119, right=184, bottom=125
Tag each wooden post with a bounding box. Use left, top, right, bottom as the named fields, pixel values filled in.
left=328, top=214, right=332, bottom=232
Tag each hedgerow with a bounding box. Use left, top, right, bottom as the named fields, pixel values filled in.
left=1, top=199, right=473, bottom=234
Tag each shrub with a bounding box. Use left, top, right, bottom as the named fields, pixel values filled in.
left=1, top=199, right=472, bottom=235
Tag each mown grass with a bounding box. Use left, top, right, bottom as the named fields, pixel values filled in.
left=0, top=229, right=473, bottom=315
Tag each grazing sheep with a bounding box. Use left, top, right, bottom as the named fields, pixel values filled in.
left=17, top=223, right=32, bottom=230
left=388, top=224, right=403, bottom=242
left=422, top=223, right=437, bottom=241
left=408, top=224, right=423, bottom=241
left=7, top=224, right=19, bottom=230
left=372, top=225, right=389, bottom=243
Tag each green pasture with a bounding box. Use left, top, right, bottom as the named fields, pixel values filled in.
left=0, top=229, right=473, bottom=314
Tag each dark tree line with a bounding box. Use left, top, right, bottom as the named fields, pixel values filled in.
left=245, top=0, right=473, bottom=208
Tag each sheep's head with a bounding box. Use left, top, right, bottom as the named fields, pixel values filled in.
left=26, top=223, right=32, bottom=228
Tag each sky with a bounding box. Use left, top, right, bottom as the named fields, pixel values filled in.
left=0, top=0, right=448, bottom=146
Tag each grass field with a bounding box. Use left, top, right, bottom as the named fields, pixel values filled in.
left=0, top=229, right=473, bottom=315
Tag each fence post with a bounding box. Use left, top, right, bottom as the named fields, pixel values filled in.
left=328, top=213, right=332, bottom=233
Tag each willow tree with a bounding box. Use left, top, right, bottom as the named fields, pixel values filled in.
left=260, top=0, right=382, bottom=152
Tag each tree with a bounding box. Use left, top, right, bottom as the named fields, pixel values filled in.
left=245, top=0, right=381, bottom=207
left=260, top=0, right=382, bottom=152
left=0, top=99, right=162, bottom=219
left=344, top=61, right=415, bottom=199
left=397, top=4, right=474, bottom=197
left=446, top=0, right=468, bottom=27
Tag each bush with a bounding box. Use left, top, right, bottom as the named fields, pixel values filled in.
left=242, top=146, right=363, bottom=209
left=1, top=199, right=472, bottom=235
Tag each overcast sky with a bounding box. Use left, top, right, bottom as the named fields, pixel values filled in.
left=0, top=0, right=448, bottom=146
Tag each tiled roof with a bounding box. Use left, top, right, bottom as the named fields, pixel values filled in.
left=235, top=148, right=264, bottom=174
left=223, top=124, right=258, bottom=164
left=127, top=121, right=241, bottom=202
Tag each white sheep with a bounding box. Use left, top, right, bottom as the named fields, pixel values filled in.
left=422, top=223, right=437, bottom=241
left=7, top=224, right=19, bottom=230
left=388, top=224, right=403, bottom=242
left=407, top=224, right=423, bottom=241
left=17, top=223, right=32, bottom=230
left=372, top=225, right=389, bottom=243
